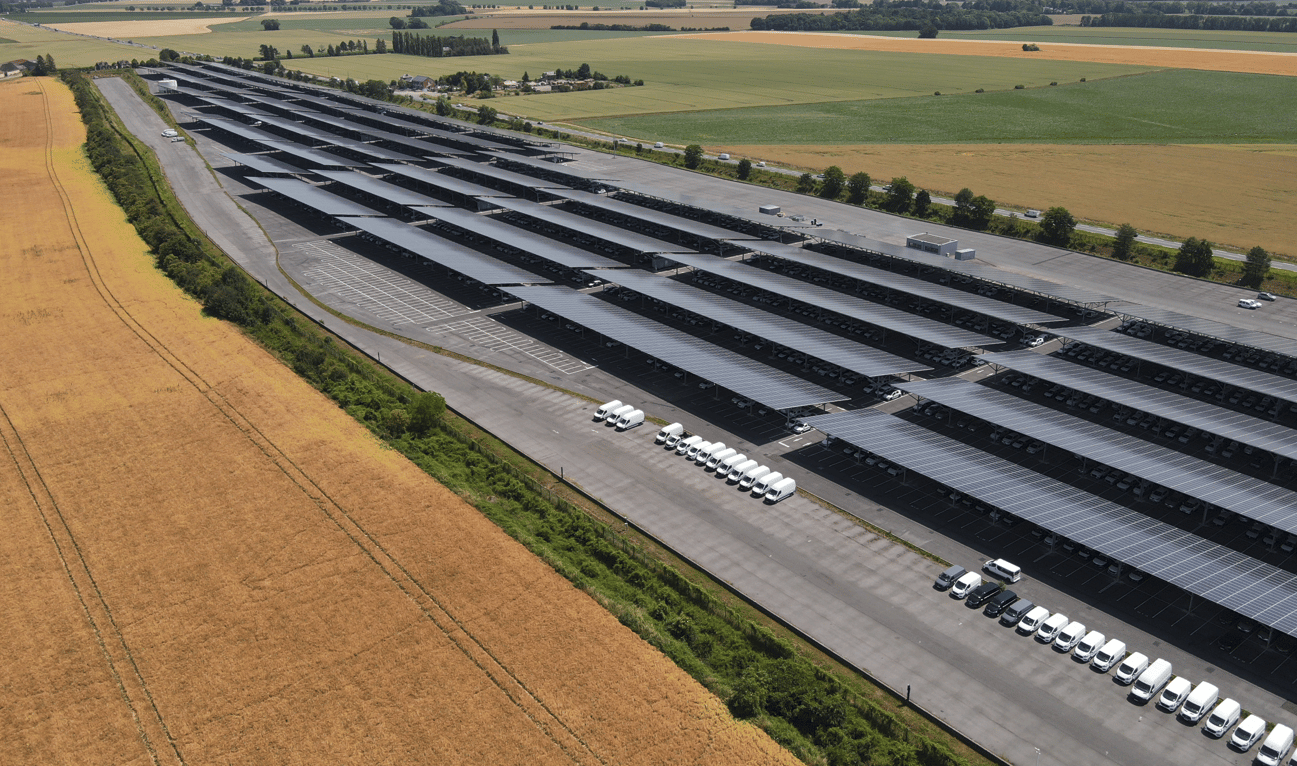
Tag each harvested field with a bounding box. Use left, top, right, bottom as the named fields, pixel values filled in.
left=0, top=76, right=799, bottom=766
left=713, top=142, right=1297, bottom=257
left=682, top=31, right=1297, bottom=76
left=441, top=8, right=830, bottom=30
left=43, top=16, right=247, bottom=37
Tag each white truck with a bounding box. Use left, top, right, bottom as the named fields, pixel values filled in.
left=765, top=477, right=796, bottom=503
left=727, top=459, right=758, bottom=483
left=614, top=409, right=644, bottom=431
left=605, top=404, right=634, bottom=424
left=739, top=465, right=770, bottom=489
left=656, top=422, right=683, bottom=444
left=594, top=399, right=623, bottom=421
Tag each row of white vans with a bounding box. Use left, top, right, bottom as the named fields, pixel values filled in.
left=942, top=563, right=1292, bottom=762
left=592, top=399, right=646, bottom=431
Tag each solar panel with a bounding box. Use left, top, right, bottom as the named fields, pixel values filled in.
left=220, top=152, right=304, bottom=175
left=484, top=198, right=697, bottom=255
left=247, top=114, right=339, bottom=143
left=1063, top=326, right=1297, bottom=405
left=899, top=378, right=1297, bottom=532
left=260, top=141, right=365, bottom=168
left=979, top=351, right=1297, bottom=462
left=238, top=93, right=318, bottom=113
left=371, top=162, right=513, bottom=199
left=247, top=177, right=383, bottom=217
left=483, top=151, right=620, bottom=182
left=196, top=96, right=273, bottom=117
left=550, top=189, right=761, bottom=242
left=1113, top=304, right=1297, bottom=358
left=198, top=116, right=283, bottom=145
left=801, top=409, right=1297, bottom=637
left=409, top=206, right=624, bottom=269
left=295, top=112, right=459, bottom=157
left=613, top=181, right=817, bottom=230
left=339, top=109, right=519, bottom=152
left=337, top=217, right=549, bottom=286
left=313, top=170, right=448, bottom=207
left=748, top=244, right=1063, bottom=326
left=665, top=253, right=997, bottom=350
left=505, top=286, right=850, bottom=411
left=431, top=156, right=570, bottom=191
left=593, top=270, right=930, bottom=379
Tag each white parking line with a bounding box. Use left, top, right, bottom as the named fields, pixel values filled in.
left=437, top=316, right=594, bottom=374
left=295, top=240, right=474, bottom=325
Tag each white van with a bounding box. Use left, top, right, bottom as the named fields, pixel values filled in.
left=614, top=409, right=644, bottom=431
left=726, top=458, right=757, bottom=481
left=950, top=572, right=982, bottom=599
left=1202, top=698, right=1242, bottom=737
left=1073, top=630, right=1106, bottom=662
left=718, top=152, right=730, bottom=161
left=1179, top=682, right=1219, bottom=723
left=687, top=441, right=713, bottom=461
left=1054, top=621, right=1087, bottom=651
left=161, top=128, right=179, bottom=138
left=1258, top=723, right=1295, bottom=766
left=751, top=471, right=783, bottom=496
left=656, top=422, right=683, bottom=444
left=594, top=399, right=623, bottom=421
left=653, top=141, right=664, bottom=148
left=676, top=435, right=703, bottom=455
left=605, top=404, right=634, bottom=424
left=698, top=442, right=728, bottom=466
left=765, top=477, right=796, bottom=503
left=1036, top=613, right=1069, bottom=643
left=1017, top=606, right=1051, bottom=635
left=706, top=447, right=737, bottom=470
left=1091, top=639, right=1126, bottom=672
left=1114, top=652, right=1149, bottom=685
left=983, top=558, right=1022, bottom=583
left=740, top=465, right=770, bottom=489
left=1131, top=658, right=1173, bottom=701
left=1157, top=676, right=1192, bottom=712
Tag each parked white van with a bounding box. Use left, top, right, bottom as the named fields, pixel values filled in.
left=727, top=458, right=757, bottom=482
left=1091, top=639, right=1126, bottom=671
left=1179, top=682, right=1219, bottom=723
left=656, top=422, right=683, bottom=444
left=1131, top=659, right=1173, bottom=701
left=685, top=440, right=712, bottom=460
left=740, top=465, right=770, bottom=489
left=1073, top=631, right=1106, bottom=662
left=1114, top=652, right=1149, bottom=684
left=983, top=559, right=1022, bottom=583
left=1257, top=724, right=1295, bottom=766
left=765, top=477, right=796, bottom=503
left=1231, top=714, right=1267, bottom=752
left=1157, top=676, right=1192, bottom=712
left=594, top=399, right=623, bottom=421
left=716, top=452, right=746, bottom=475
left=1202, top=698, right=1241, bottom=737
left=1054, top=621, right=1087, bottom=652
left=676, top=435, right=703, bottom=455
left=1017, top=606, right=1051, bottom=635
left=1036, top=613, right=1069, bottom=643
left=699, top=443, right=730, bottom=466
left=950, top=572, right=983, bottom=599
left=615, top=409, right=644, bottom=431
left=751, top=471, right=783, bottom=496
left=605, top=404, right=634, bottom=424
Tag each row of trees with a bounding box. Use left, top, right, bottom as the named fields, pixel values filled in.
left=390, top=31, right=506, bottom=56
left=1081, top=12, right=1297, bottom=29
left=409, top=0, right=466, bottom=15
left=29, top=54, right=58, bottom=76
left=751, top=0, right=1051, bottom=31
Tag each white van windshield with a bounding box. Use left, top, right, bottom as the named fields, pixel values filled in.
left=1208, top=714, right=1225, bottom=726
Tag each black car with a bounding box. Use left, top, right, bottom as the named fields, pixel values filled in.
left=983, top=589, right=1019, bottom=617
left=965, top=581, right=1002, bottom=608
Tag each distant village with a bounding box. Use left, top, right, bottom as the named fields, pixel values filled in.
left=397, top=65, right=644, bottom=97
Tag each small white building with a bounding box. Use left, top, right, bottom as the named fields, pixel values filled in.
left=906, top=233, right=959, bottom=257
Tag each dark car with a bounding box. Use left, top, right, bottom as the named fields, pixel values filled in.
left=965, top=581, right=1002, bottom=608
left=983, top=589, right=1019, bottom=617
left=1000, top=599, right=1035, bottom=627
left=934, top=564, right=966, bottom=591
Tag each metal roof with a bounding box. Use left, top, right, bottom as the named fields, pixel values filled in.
left=220, top=152, right=304, bottom=175
left=1062, top=327, right=1297, bottom=406
left=370, top=162, right=513, bottom=198
left=483, top=151, right=620, bottom=182
left=410, top=206, right=624, bottom=269
left=432, top=155, right=571, bottom=191
left=551, top=189, right=761, bottom=242
left=748, top=245, right=1063, bottom=326
left=261, top=140, right=365, bottom=168
left=505, top=286, right=850, bottom=411
left=248, top=177, right=383, bottom=217
left=1112, top=305, right=1297, bottom=360
left=313, top=170, right=449, bottom=207
left=665, top=253, right=997, bottom=350
left=900, top=378, right=1297, bottom=532
left=595, top=270, right=928, bottom=379
left=979, top=351, right=1297, bottom=462
left=338, top=217, right=549, bottom=286
left=484, top=198, right=697, bottom=255
left=803, top=409, right=1297, bottom=638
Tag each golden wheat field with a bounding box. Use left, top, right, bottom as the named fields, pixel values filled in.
left=0, top=77, right=800, bottom=766
left=42, top=16, right=248, bottom=37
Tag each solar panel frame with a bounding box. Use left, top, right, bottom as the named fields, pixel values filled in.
left=549, top=189, right=762, bottom=242
left=1113, top=304, right=1297, bottom=358
left=665, top=253, right=998, bottom=349
left=592, top=270, right=931, bottom=378
left=247, top=177, right=384, bottom=217
left=484, top=198, right=698, bottom=255
left=899, top=378, right=1297, bottom=532
left=337, top=217, right=550, bottom=286
left=370, top=162, right=514, bottom=198
left=409, top=206, right=625, bottom=269
left=505, top=286, right=850, bottom=410
left=801, top=409, right=1297, bottom=637
left=313, top=170, right=449, bottom=207
left=979, top=350, right=1297, bottom=462
left=220, top=152, right=305, bottom=175
left=338, top=109, right=519, bottom=151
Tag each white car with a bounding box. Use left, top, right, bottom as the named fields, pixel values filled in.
left=1239, top=298, right=1263, bottom=309
left=1231, top=714, right=1267, bottom=752
left=791, top=422, right=812, bottom=434
left=882, top=388, right=904, bottom=401
left=1054, top=621, right=1087, bottom=651
left=1036, top=613, right=1069, bottom=643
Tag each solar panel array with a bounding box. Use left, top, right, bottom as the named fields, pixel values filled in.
left=371, top=162, right=513, bottom=198
left=432, top=155, right=571, bottom=191
left=550, top=189, right=759, bottom=242
left=484, top=198, right=697, bottom=255
left=594, top=270, right=929, bottom=378
left=980, top=351, right=1297, bottom=462
left=506, top=286, right=850, bottom=410
left=1063, top=326, right=1297, bottom=405
left=220, top=152, right=303, bottom=175
left=748, top=244, right=1062, bottom=326
left=484, top=151, right=620, bottom=182
left=199, top=116, right=284, bottom=145
left=665, top=253, right=996, bottom=349
left=338, top=217, right=549, bottom=286
left=295, top=112, right=465, bottom=157
left=314, top=170, right=448, bottom=207
left=1113, top=305, right=1297, bottom=358
left=249, top=177, right=383, bottom=217
left=802, top=409, right=1297, bottom=637
left=900, top=378, right=1297, bottom=531
left=260, top=140, right=363, bottom=168
left=411, top=206, right=624, bottom=269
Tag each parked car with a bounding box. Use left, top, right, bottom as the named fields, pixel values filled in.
left=950, top=571, right=982, bottom=599
left=965, top=581, right=1002, bottom=608
left=1157, top=676, right=1193, bottom=712
left=1239, top=298, right=1263, bottom=309
left=1017, top=605, right=1050, bottom=635
left=1258, top=292, right=1277, bottom=301
left=1114, top=652, right=1149, bottom=685
left=983, top=589, right=1019, bottom=618
left=1036, top=613, right=1070, bottom=643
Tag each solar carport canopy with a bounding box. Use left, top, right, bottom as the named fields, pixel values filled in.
left=296, top=112, right=465, bottom=157
left=433, top=156, right=571, bottom=192
left=900, top=378, right=1297, bottom=532
left=597, top=270, right=929, bottom=379
left=550, top=189, right=761, bottom=242
left=338, top=217, right=549, bottom=286
left=802, top=409, right=1297, bottom=637
left=221, top=152, right=304, bottom=175
left=314, top=170, right=449, bottom=207
left=752, top=245, right=1062, bottom=326
left=484, top=151, right=619, bottom=182
left=980, top=351, right=1297, bottom=462
left=199, top=116, right=283, bottom=145
left=666, top=253, right=996, bottom=349
left=1062, top=326, right=1297, bottom=406
left=371, top=162, right=513, bottom=198
left=485, top=198, right=697, bottom=255
left=507, top=286, right=850, bottom=411
left=197, top=96, right=272, bottom=117
left=1117, top=304, right=1297, bottom=359
left=411, top=206, right=623, bottom=269
left=261, top=140, right=364, bottom=168
left=339, top=109, right=519, bottom=152
left=248, top=177, right=383, bottom=217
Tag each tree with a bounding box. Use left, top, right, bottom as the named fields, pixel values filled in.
left=796, top=173, right=816, bottom=194
left=683, top=144, right=703, bottom=170
left=1038, top=206, right=1076, bottom=246
left=1173, top=237, right=1214, bottom=277
left=261, top=18, right=280, bottom=30
left=160, top=48, right=180, bottom=62
left=476, top=105, right=498, bottom=125
left=576, top=62, right=591, bottom=79
left=913, top=189, right=931, bottom=217
left=491, top=28, right=500, bottom=49
left=408, top=391, right=446, bottom=434
left=884, top=177, right=914, bottom=213
left=820, top=165, right=845, bottom=199
left=408, top=17, right=428, bottom=28
left=1242, top=245, right=1272, bottom=288
left=1112, top=223, right=1137, bottom=260
left=846, top=171, right=870, bottom=205
left=918, top=23, right=938, bottom=38
left=375, top=39, right=387, bottom=54
left=32, top=55, right=47, bottom=76
left=44, top=54, right=55, bottom=72
left=736, top=158, right=751, bottom=180
left=389, top=15, right=406, bottom=28
left=435, top=96, right=453, bottom=116
left=951, top=187, right=994, bottom=229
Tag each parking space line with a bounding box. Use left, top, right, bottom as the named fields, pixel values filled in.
left=296, top=240, right=474, bottom=325
left=437, top=316, right=595, bottom=374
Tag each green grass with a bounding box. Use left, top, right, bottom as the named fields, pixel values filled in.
left=856, top=25, right=1297, bottom=53
left=577, top=69, right=1297, bottom=144
left=0, top=20, right=144, bottom=67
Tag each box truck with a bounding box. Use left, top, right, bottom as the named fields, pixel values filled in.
left=765, top=477, right=796, bottom=503
left=615, top=409, right=644, bottom=431
left=656, top=423, right=683, bottom=444
left=605, top=404, right=634, bottom=424
left=728, top=459, right=758, bottom=482
left=740, top=465, right=770, bottom=490
left=751, top=472, right=783, bottom=496
left=594, top=400, right=622, bottom=421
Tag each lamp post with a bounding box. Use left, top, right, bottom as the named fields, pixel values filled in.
left=1035, top=747, right=1041, bottom=766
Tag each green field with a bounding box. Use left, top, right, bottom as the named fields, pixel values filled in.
left=577, top=69, right=1297, bottom=144
left=856, top=25, right=1297, bottom=53
left=0, top=20, right=145, bottom=67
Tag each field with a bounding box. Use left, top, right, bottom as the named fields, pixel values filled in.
left=856, top=25, right=1297, bottom=53
left=42, top=16, right=249, bottom=37
left=0, top=19, right=144, bottom=67
left=0, top=76, right=799, bottom=766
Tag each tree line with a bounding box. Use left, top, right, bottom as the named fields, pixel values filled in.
left=751, top=0, right=1051, bottom=32
left=409, top=0, right=466, bottom=15
left=390, top=31, right=506, bottom=57
left=1080, top=12, right=1297, bottom=29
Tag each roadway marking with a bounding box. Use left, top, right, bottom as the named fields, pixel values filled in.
left=295, top=240, right=474, bottom=325
left=436, top=316, right=595, bottom=374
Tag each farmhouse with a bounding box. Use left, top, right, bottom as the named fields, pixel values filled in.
left=398, top=74, right=435, bottom=91
left=2, top=59, right=33, bottom=78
